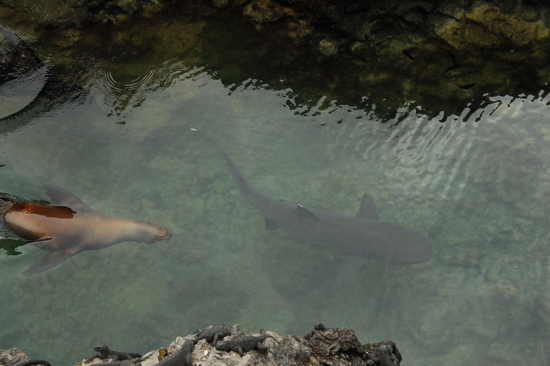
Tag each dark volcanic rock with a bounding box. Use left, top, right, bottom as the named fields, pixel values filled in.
left=2, top=325, right=402, bottom=366
left=192, top=325, right=402, bottom=366
left=0, top=0, right=176, bottom=29
left=305, top=326, right=402, bottom=366
left=234, top=0, right=550, bottom=116
left=0, top=28, right=87, bottom=133
left=1, top=0, right=549, bottom=119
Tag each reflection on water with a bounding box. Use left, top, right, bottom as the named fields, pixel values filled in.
left=0, top=29, right=87, bottom=134
left=1, top=20, right=550, bottom=366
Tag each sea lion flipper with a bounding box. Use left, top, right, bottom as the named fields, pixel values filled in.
left=43, top=184, right=91, bottom=212
left=23, top=247, right=81, bottom=276
left=30, top=238, right=71, bottom=251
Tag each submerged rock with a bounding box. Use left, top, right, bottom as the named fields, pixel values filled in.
left=0, top=0, right=175, bottom=29
left=0, top=28, right=87, bottom=133
left=3, top=0, right=548, bottom=119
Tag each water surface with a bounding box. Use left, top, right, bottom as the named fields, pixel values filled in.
left=1, top=16, right=550, bottom=366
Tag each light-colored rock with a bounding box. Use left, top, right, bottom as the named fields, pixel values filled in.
left=0, top=348, right=29, bottom=366
left=8, top=326, right=401, bottom=366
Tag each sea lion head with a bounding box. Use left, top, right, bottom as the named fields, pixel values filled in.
left=132, top=220, right=172, bottom=243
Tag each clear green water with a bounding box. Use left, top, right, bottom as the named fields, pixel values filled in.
left=1, top=14, right=550, bottom=366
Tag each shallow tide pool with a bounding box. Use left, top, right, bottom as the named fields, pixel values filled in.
left=1, top=15, right=550, bottom=366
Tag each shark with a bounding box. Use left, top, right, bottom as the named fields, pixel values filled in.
left=192, top=128, right=434, bottom=283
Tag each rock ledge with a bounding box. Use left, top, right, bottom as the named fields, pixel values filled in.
left=1, top=325, right=401, bottom=366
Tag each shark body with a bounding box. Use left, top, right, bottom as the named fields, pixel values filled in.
left=192, top=129, right=433, bottom=283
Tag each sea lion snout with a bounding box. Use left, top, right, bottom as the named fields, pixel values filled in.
left=133, top=220, right=172, bottom=243
left=155, top=227, right=172, bottom=240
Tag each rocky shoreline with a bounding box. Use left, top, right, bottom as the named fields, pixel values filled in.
left=0, top=325, right=401, bottom=366
left=1, top=0, right=549, bottom=119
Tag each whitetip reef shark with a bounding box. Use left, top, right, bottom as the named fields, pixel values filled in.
left=191, top=128, right=434, bottom=283
left=0, top=184, right=172, bottom=276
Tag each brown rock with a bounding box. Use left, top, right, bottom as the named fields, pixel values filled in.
left=243, top=0, right=294, bottom=26
left=435, top=4, right=550, bottom=50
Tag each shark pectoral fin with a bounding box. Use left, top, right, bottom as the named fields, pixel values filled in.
left=22, top=247, right=81, bottom=276
left=356, top=194, right=380, bottom=221
left=43, top=184, right=92, bottom=212
left=294, top=204, right=321, bottom=221
left=335, top=254, right=369, bottom=285
left=264, top=217, right=280, bottom=230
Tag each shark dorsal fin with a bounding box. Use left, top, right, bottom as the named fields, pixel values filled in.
left=356, top=194, right=380, bottom=221
left=294, top=204, right=321, bottom=221
left=43, top=184, right=92, bottom=212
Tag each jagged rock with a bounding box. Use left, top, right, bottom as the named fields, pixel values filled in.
left=2, top=0, right=548, bottom=119
left=211, top=0, right=232, bottom=8
left=243, top=0, right=291, bottom=24
left=0, top=348, right=29, bottom=366
left=0, top=0, right=175, bottom=29
left=0, top=28, right=87, bottom=134
left=75, top=325, right=402, bottom=366
left=1, top=326, right=400, bottom=366
left=434, top=3, right=550, bottom=50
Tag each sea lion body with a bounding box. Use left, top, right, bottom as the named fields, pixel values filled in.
left=0, top=185, right=172, bottom=275
left=2, top=202, right=76, bottom=243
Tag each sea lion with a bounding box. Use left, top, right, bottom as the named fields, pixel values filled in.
left=0, top=184, right=172, bottom=276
